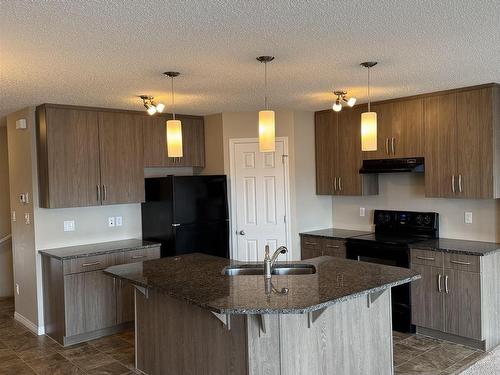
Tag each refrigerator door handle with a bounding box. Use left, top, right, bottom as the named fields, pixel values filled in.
left=172, top=223, right=181, bottom=227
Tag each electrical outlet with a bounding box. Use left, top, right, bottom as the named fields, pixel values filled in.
left=108, top=217, right=115, bottom=227
left=63, top=220, right=75, bottom=232
left=115, top=216, right=123, bottom=226
left=465, top=212, right=473, bottom=224
left=16, top=284, right=20, bottom=295
left=24, top=213, right=30, bottom=225
left=359, top=207, right=366, bottom=217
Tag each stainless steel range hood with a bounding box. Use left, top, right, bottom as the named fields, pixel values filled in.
left=359, top=157, right=425, bottom=174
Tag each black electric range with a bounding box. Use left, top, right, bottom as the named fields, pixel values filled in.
left=346, top=210, right=439, bottom=332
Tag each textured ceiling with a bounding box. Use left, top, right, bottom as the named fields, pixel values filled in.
left=1, top=0, right=499, bottom=121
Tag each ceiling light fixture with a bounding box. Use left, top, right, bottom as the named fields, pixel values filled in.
left=257, top=56, right=276, bottom=153
left=163, top=71, right=183, bottom=158
left=140, top=95, right=165, bottom=115
left=332, top=91, right=356, bottom=112
left=360, top=62, right=378, bottom=152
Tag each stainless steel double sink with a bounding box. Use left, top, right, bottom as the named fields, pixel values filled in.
left=223, top=263, right=316, bottom=276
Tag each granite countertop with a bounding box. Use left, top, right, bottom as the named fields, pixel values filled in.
left=104, top=253, right=419, bottom=315
left=411, top=238, right=500, bottom=256
left=299, top=228, right=372, bottom=240
left=39, top=239, right=161, bottom=260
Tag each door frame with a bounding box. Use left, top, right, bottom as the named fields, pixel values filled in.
left=228, top=137, right=292, bottom=260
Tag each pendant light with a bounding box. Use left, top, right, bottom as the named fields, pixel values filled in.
left=257, top=56, right=275, bottom=153
left=163, top=71, right=183, bottom=158
left=360, top=62, right=378, bottom=152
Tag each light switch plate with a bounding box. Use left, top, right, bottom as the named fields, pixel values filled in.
left=359, top=207, right=366, bottom=217
left=63, top=220, right=75, bottom=232
left=115, top=216, right=123, bottom=226
left=465, top=212, right=473, bottom=224
left=11, top=211, right=16, bottom=222
left=108, top=217, right=115, bottom=227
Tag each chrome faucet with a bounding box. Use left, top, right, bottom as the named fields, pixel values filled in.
left=264, top=245, right=288, bottom=279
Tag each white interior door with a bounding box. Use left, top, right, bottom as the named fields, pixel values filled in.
left=230, top=139, right=290, bottom=261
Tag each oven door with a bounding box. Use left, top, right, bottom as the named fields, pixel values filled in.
left=345, top=241, right=413, bottom=333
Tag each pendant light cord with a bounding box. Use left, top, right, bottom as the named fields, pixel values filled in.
left=171, top=76, right=176, bottom=120
left=264, top=61, right=268, bottom=110
left=367, top=67, right=371, bottom=112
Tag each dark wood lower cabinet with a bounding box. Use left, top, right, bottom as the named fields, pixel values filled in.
left=42, top=245, right=160, bottom=346
left=300, top=235, right=346, bottom=260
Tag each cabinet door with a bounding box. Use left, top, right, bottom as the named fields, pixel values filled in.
left=410, top=264, right=444, bottom=332
left=99, top=112, right=145, bottom=204
left=176, top=116, right=205, bottom=167
left=322, top=239, right=346, bottom=258
left=117, top=280, right=135, bottom=324
left=362, top=102, right=393, bottom=160
left=314, top=111, right=337, bottom=195
left=424, top=93, right=458, bottom=198
left=301, top=236, right=323, bottom=260
left=64, top=273, right=86, bottom=336
left=84, top=271, right=117, bottom=332
left=337, top=107, right=363, bottom=195
left=455, top=88, right=494, bottom=198
left=38, top=107, right=101, bottom=208
left=143, top=115, right=176, bottom=167
left=444, top=270, right=482, bottom=340
left=392, top=99, right=424, bottom=158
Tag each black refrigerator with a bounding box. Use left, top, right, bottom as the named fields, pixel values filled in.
left=141, top=175, right=229, bottom=258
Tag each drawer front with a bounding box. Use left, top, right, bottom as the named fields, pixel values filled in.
left=411, top=249, right=443, bottom=267
left=123, top=247, right=161, bottom=263
left=444, top=253, right=481, bottom=273
left=63, top=252, right=123, bottom=275
left=301, top=236, right=323, bottom=260
left=323, top=239, right=346, bottom=258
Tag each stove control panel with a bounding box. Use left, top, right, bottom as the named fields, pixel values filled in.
left=374, top=210, right=439, bottom=236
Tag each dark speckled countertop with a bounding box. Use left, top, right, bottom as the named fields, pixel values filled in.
left=300, top=228, right=372, bottom=240
left=104, top=253, right=419, bottom=315
left=411, top=238, right=500, bottom=256
left=39, top=239, right=161, bottom=260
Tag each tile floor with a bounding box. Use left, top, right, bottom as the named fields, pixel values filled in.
left=0, top=297, right=488, bottom=375
left=393, top=331, right=486, bottom=375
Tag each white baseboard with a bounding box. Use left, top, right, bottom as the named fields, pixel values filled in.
left=14, top=311, right=45, bottom=336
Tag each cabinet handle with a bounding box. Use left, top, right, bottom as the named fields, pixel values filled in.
left=326, top=245, right=340, bottom=249
left=102, top=185, right=107, bottom=201
left=113, top=277, right=116, bottom=291
left=416, top=256, right=435, bottom=261
left=132, top=255, right=147, bottom=259
left=338, top=177, right=342, bottom=191
left=458, top=174, right=463, bottom=193
left=450, top=260, right=471, bottom=266
left=305, top=242, right=318, bottom=246
left=82, top=261, right=101, bottom=267
left=391, top=137, right=396, bottom=155
left=96, top=185, right=101, bottom=202
left=385, top=138, right=390, bottom=155
left=445, top=275, right=449, bottom=293
left=333, top=177, right=337, bottom=192
left=451, top=175, right=455, bottom=193
left=438, top=274, right=442, bottom=293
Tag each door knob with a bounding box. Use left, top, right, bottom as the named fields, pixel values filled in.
left=239, top=230, right=246, bottom=235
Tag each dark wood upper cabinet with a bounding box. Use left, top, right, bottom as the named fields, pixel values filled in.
left=142, top=114, right=205, bottom=168
left=98, top=111, right=145, bottom=205
left=425, top=86, right=499, bottom=199
left=37, top=106, right=101, bottom=208
left=315, top=107, right=378, bottom=196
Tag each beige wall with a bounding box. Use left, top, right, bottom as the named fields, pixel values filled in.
left=204, top=110, right=333, bottom=258
left=201, top=113, right=224, bottom=175
left=332, top=173, right=499, bottom=242
left=0, top=127, right=14, bottom=297
left=6, top=108, right=39, bottom=325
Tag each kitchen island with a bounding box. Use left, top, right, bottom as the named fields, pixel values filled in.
left=105, top=253, right=419, bottom=375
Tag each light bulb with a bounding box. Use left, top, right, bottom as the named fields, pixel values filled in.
left=347, top=97, right=357, bottom=107
left=147, top=105, right=157, bottom=115
left=156, top=103, right=165, bottom=113
left=332, top=100, right=342, bottom=112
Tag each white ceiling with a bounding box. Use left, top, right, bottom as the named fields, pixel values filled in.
left=1, top=0, right=499, bottom=121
